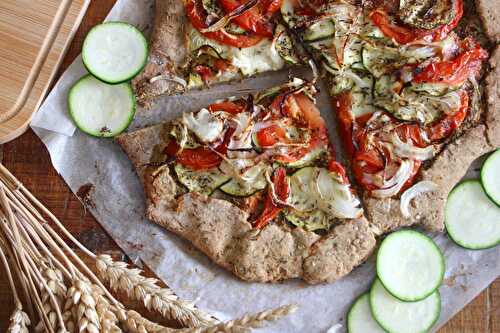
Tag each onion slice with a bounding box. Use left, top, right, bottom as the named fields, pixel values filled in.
left=400, top=181, right=438, bottom=218
left=392, top=134, right=436, bottom=161
left=201, top=0, right=258, bottom=33
left=371, top=160, right=413, bottom=198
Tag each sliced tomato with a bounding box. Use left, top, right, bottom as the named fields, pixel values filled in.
left=333, top=91, right=356, bottom=156
left=256, top=124, right=288, bottom=147
left=253, top=167, right=289, bottom=229
left=425, top=91, right=469, bottom=141
left=291, top=93, right=326, bottom=132
left=328, top=160, right=349, bottom=184
left=186, top=0, right=263, bottom=48
left=165, top=141, right=222, bottom=170
left=193, top=65, right=214, bottom=82
left=207, top=100, right=246, bottom=114
left=369, top=0, right=463, bottom=44
left=218, top=0, right=280, bottom=37
left=413, top=43, right=488, bottom=85
left=291, top=0, right=326, bottom=16
left=270, top=92, right=329, bottom=163
left=166, top=128, right=235, bottom=170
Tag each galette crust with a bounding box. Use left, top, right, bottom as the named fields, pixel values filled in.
left=117, top=126, right=376, bottom=284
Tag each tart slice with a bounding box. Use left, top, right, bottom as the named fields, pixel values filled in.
left=133, top=0, right=303, bottom=105
left=117, top=78, right=376, bottom=283
left=283, top=0, right=497, bottom=233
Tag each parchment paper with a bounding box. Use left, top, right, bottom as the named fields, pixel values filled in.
left=30, top=0, right=499, bottom=331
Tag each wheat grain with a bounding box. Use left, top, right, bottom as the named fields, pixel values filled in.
left=96, top=254, right=215, bottom=328
left=65, top=279, right=100, bottom=333
left=7, top=306, right=30, bottom=333
left=35, top=267, right=70, bottom=332
left=90, top=284, right=123, bottom=333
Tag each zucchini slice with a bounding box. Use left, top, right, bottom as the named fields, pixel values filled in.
left=347, top=293, right=385, bottom=333
left=285, top=209, right=332, bottom=231
left=361, top=43, right=400, bottom=78
left=481, top=150, right=500, bottom=206
left=445, top=180, right=500, bottom=249
left=274, top=24, right=300, bottom=64
left=219, top=163, right=267, bottom=197
left=303, top=20, right=335, bottom=42
left=82, top=22, right=148, bottom=84
left=68, top=75, right=135, bottom=137
left=174, top=163, right=230, bottom=196
left=284, top=145, right=326, bottom=168
left=370, top=279, right=441, bottom=333
left=376, top=230, right=444, bottom=302
left=287, top=167, right=318, bottom=212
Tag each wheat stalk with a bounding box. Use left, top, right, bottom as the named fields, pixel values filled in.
left=96, top=254, right=215, bottom=327
left=182, top=305, right=299, bottom=333
left=0, top=163, right=297, bottom=333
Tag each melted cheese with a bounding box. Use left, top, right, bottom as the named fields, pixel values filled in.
left=231, top=39, right=285, bottom=76
left=182, top=108, right=224, bottom=143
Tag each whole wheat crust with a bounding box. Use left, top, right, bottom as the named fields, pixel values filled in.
left=117, top=0, right=499, bottom=284
left=116, top=125, right=376, bottom=284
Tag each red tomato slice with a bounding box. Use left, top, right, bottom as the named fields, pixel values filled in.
left=425, top=91, right=469, bottom=141
left=268, top=92, right=329, bottom=163
left=193, top=65, right=214, bottom=82
left=253, top=167, right=289, bottom=229
left=166, top=128, right=235, bottom=170
left=165, top=141, right=222, bottom=170
left=413, top=44, right=488, bottom=85
left=333, top=91, right=356, bottom=157
left=256, top=124, right=288, bottom=147
left=207, top=100, right=246, bottom=114
left=186, top=0, right=264, bottom=48
left=218, top=0, right=280, bottom=37
left=328, top=160, right=349, bottom=184
left=370, top=0, right=463, bottom=44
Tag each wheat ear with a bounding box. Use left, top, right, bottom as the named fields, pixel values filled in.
left=65, top=279, right=100, bottom=333
left=35, top=266, right=69, bottom=332
left=96, top=254, right=215, bottom=327
left=183, top=304, right=299, bottom=333
left=7, top=306, right=31, bottom=333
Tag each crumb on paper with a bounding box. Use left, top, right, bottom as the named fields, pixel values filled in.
left=76, top=183, right=96, bottom=209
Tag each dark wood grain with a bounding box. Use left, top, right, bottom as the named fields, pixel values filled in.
left=0, top=0, right=497, bottom=331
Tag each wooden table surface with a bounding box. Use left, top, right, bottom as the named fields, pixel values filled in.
left=0, top=0, right=498, bottom=331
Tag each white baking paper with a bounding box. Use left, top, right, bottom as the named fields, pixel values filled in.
left=31, top=0, right=499, bottom=331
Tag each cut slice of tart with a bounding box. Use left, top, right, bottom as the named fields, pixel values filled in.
left=282, top=0, right=497, bottom=233
left=133, top=0, right=304, bottom=106
left=117, top=78, right=376, bottom=283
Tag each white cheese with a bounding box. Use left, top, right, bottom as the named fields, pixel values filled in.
left=182, top=108, right=224, bottom=143
left=231, top=39, right=285, bottom=76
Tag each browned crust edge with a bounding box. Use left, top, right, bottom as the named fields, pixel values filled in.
left=132, top=0, right=189, bottom=106
left=116, top=126, right=376, bottom=284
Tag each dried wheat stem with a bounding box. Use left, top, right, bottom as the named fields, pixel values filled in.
left=35, top=266, right=69, bottom=332
left=7, top=305, right=31, bottom=333
left=0, top=234, right=34, bottom=318
left=0, top=213, right=67, bottom=332
left=0, top=164, right=96, bottom=259
left=2, top=186, right=78, bottom=278
left=1, top=181, right=120, bottom=307
left=96, top=254, right=215, bottom=327
left=183, top=305, right=299, bottom=333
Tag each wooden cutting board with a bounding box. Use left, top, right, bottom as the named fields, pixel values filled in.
left=0, top=0, right=90, bottom=144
